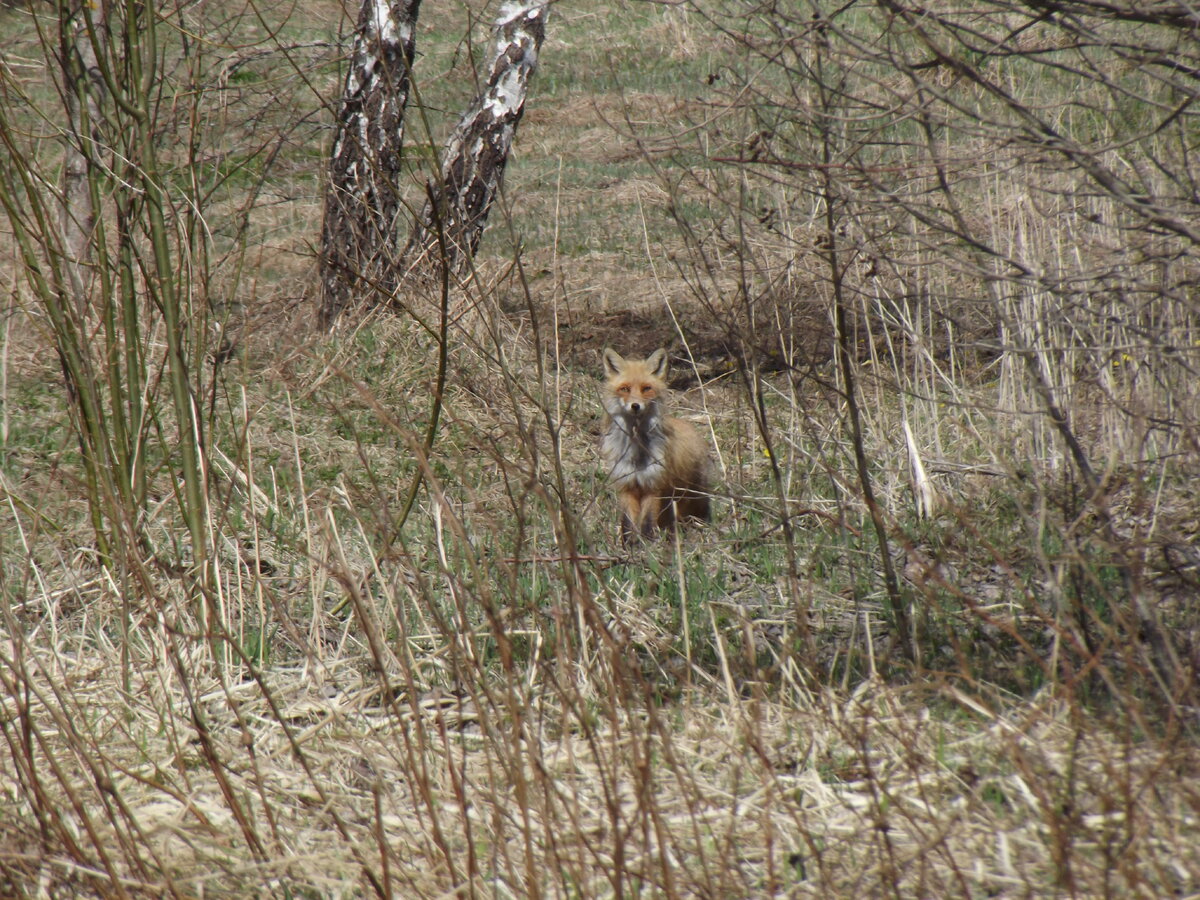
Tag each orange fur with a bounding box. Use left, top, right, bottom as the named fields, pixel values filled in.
left=600, top=348, right=711, bottom=543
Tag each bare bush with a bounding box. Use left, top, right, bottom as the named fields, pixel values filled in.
left=630, top=0, right=1200, bottom=702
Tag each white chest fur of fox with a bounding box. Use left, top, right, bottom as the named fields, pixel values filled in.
left=600, top=348, right=711, bottom=542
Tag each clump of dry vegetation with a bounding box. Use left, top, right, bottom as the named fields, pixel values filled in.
left=1, top=0, right=1198, bottom=897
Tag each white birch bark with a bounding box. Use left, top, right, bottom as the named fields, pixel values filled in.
left=319, top=0, right=421, bottom=327
left=402, top=2, right=548, bottom=280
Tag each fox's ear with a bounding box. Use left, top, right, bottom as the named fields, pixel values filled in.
left=602, top=348, right=625, bottom=378
left=646, top=348, right=669, bottom=379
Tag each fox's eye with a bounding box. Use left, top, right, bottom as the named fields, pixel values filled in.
left=618, top=385, right=631, bottom=394
left=641, top=385, right=654, bottom=394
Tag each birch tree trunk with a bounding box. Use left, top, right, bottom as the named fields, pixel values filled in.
left=318, top=0, right=421, bottom=328
left=401, top=2, right=548, bottom=281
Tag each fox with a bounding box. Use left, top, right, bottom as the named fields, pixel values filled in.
left=600, top=347, right=711, bottom=542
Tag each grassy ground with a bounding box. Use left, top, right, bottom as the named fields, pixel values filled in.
left=2, top=0, right=1199, bottom=897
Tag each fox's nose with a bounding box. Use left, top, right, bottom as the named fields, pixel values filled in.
left=630, top=402, right=641, bottom=413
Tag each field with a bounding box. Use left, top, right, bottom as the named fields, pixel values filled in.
left=2, top=0, right=1199, bottom=897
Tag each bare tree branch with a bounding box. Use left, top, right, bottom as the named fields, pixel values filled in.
left=59, top=0, right=106, bottom=314
left=1017, top=0, right=1200, bottom=29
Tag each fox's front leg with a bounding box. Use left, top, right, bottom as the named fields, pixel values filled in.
left=619, top=490, right=645, bottom=545
left=640, top=494, right=662, bottom=538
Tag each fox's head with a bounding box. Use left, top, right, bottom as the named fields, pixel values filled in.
left=602, top=348, right=669, bottom=420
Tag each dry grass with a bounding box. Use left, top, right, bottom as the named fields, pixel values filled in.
left=5, top=620, right=1199, bottom=897
left=4, top=287, right=1198, bottom=896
